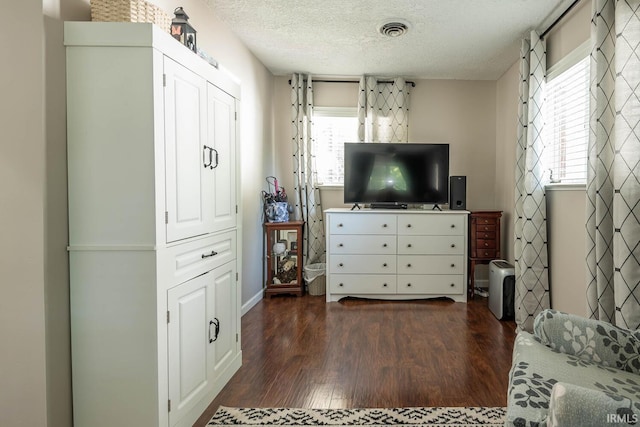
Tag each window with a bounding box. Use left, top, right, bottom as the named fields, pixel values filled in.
left=312, top=107, right=358, bottom=185
left=543, top=43, right=590, bottom=184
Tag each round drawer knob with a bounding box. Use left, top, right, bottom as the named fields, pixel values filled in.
left=339, top=263, right=344, bottom=267
left=383, top=243, right=388, bottom=247
left=451, top=244, right=456, bottom=248
left=450, top=283, right=455, bottom=287
left=383, top=224, right=388, bottom=228
left=407, top=283, right=412, bottom=287
left=484, top=242, right=489, bottom=247
left=339, top=283, right=344, bottom=287
left=383, top=283, right=388, bottom=287
left=338, top=243, right=344, bottom=247
left=338, top=223, right=343, bottom=227
left=407, top=224, right=412, bottom=228
left=450, top=224, right=455, bottom=228
left=407, top=244, right=412, bottom=248
left=450, top=263, right=456, bottom=268
left=407, top=263, right=412, bottom=268
left=383, top=263, right=388, bottom=267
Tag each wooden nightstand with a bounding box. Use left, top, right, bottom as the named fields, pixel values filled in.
left=264, top=221, right=305, bottom=298
left=468, top=211, right=502, bottom=298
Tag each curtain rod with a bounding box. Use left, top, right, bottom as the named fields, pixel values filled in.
left=288, top=79, right=416, bottom=87
left=540, top=0, right=582, bottom=39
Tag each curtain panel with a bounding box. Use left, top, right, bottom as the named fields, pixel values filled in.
left=586, top=0, right=640, bottom=329
left=514, top=32, right=551, bottom=333
left=357, top=76, right=410, bottom=143
left=291, top=73, right=325, bottom=264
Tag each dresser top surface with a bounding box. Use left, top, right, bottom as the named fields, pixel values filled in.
left=325, top=208, right=469, bottom=215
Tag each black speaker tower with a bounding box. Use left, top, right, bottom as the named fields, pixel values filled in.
left=449, top=176, right=466, bottom=210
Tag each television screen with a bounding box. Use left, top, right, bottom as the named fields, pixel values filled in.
left=343, top=143, right=450, bottom=206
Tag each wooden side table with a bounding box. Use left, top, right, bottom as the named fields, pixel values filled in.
left=468, top=211, right=502, bottom=298
left=264, top=221, right=304, bottom=298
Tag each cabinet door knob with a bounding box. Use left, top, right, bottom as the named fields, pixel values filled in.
left=339, top=283, right=344, bottom=287
left=451, top=243, right=456, bottom=248
left=450, top=263, right=456, bottom=268
left=383, top=283, right=388, bottom=287
left=383, top=263, right=388, bottom=267
left=338, top=243, right=344, bottom=247
left=407, top=224, right=412, bottom=228
left=450, top=224, right=456, bottom=228
left=338, top=263, right=344, bottom=267
left=407, top=244, right=412, bottom=248
left=407, top=283, right=412, bottom=287
left=338, top=223, right=343, bottom=227
left=450, top=283, right=455, bottom=287
left=407, top=263, right=412, bottom=268
left=382, top=224, right=388, bottom=228
left=383, top=243, right=388, bottom=247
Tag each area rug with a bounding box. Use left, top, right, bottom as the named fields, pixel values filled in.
left=208, top=406, right=506, bottom=426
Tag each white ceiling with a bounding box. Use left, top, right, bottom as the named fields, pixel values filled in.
left=207, top=0, right=577, bottom=80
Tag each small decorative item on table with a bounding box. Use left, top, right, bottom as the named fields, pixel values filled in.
left=171, top=6, right=197, bottom=52
left=264, top=220, right=304, bottom=298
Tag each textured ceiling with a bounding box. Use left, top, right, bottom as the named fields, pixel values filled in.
left=207, top=0, right=577, bottom=80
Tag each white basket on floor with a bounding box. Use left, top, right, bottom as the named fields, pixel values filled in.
left=304, top=263, right=326, bottom=296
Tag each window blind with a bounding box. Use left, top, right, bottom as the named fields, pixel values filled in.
left=544, top=54, right=590, bottom=184
left=312, top=107, right=358, bottom=185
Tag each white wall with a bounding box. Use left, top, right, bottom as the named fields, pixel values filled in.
left=1, top=3, right=48, bottom=427
left=273, top=78, right=499, bottom=214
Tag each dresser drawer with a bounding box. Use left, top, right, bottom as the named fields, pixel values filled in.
left=397, top=214, right=465, bottom=235
left=472, top=249, right=498, bottom=259
left=329, top=234, right=397, bottom=255
left=330, top=255, right=396, bottom=274
left=398, top=255, right=464, bottom=275
left=398, top=235, right=464, bottom=255
left=474, top=217, right=498, bottom=226
left=476, top=230, right=496, bottom=239
left=397, top=275, right=464, bottom=295
left=476, top=239, right=497, bottom=249
left=475, top=224, right=497, bottom=233
left=330, top=275, right=397, bottom=294
left=328, top=214, right=396, bottom=235
left=163, top=231, right=236, bottom=287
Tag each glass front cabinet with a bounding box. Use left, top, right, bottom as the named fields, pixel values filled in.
left=264, top=221, right=304, bottom=298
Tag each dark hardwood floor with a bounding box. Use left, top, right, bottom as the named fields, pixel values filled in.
left=194, top=294, right=517, bottom=426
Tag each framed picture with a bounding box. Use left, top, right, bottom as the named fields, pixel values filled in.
left=290, top=241, right=298, bottom=255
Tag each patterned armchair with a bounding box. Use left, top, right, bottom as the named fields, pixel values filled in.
left=506, top=309, right=640, bottom=426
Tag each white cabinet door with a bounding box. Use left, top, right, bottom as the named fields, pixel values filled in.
left=207, top=84, right=237, bottom=232
left=167, top=272, right=211, bottom=426
left=167, top=261, right=237, bottom=427
left=164, top=57, right=213, bottom=243
left=209, top=261, right=237, bottom=379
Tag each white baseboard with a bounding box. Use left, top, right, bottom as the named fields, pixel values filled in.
left=241, top=288, right=264, bottom=316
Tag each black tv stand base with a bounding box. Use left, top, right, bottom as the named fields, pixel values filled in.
left=370, top=202, right=408, bottom=210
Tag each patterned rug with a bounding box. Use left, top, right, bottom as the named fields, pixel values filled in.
left=208, top=406, right=506, bottom=426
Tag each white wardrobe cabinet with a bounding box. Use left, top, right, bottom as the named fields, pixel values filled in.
left=66, top=22, right=241, bottom=427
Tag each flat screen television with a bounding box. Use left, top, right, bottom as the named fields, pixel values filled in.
left=343, top=142, right=450, bottom=208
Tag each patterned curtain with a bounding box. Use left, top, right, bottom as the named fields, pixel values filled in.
left=357, top=76, right=410, bottom=143
left=586, top=0, right=640, bottom=329
left=291, top=73, right=325, bottom=264
left=514, top=32, right=550, bottom=333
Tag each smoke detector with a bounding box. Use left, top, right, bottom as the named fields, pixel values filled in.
left=378, top=20, right=410, bottom=37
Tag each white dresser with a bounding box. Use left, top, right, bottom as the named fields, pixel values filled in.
left=325, top=208, right=469, bottom=302
left=66, top=23, right=241, bottom=427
